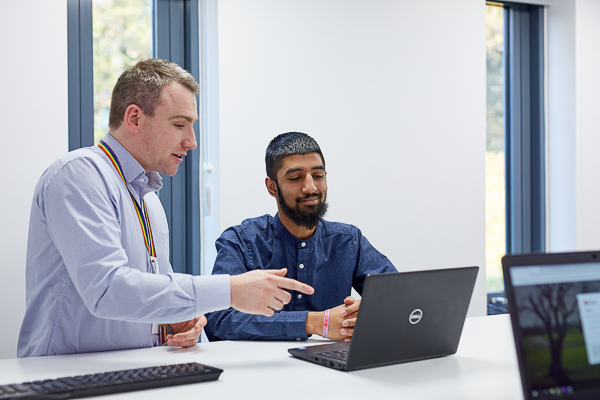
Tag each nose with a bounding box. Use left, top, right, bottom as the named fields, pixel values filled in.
left=302, top=175, right=317, bottom=194
left=184, top=126, right=197, bottom=151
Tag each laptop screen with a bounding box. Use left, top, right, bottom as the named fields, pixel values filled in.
left=505, top=257, right=600, bottom=399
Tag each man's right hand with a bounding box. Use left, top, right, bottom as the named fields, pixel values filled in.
left=230, top=268, right=314, bottom=316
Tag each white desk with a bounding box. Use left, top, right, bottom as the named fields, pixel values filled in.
left=0, top=315, right=523, bottom=399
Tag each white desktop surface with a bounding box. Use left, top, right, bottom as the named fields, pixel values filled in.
left=0, top=315, right=522, bottom=400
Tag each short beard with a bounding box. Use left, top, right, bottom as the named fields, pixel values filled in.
left=276, top=182, right=328, bottom=230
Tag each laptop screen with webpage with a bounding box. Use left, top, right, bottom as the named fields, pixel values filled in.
left=503, top=252, right=600, bottom=400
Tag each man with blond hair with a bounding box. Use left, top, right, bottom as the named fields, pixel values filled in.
left=18, top=59, right=313, bottom=357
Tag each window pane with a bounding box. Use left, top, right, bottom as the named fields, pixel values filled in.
left=486, top=4, right=506, bottom=292
left=92, top=0, right=152, bottom=145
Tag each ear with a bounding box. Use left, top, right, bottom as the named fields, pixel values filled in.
left=123, top=104, right=143, bottom=134
left=266, top=177, right=278, bottom=199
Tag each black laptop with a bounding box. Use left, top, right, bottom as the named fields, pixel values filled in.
left=288, top=266, right=479, bottom=371
left=503, top=251, right=600, bottom=400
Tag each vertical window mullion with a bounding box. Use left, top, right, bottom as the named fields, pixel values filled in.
left=530, top=6, right=546, bottom=253
left=505, top=2, right=545, bottom=256
left=153, top=0, right=201, bottom=275
left=67, top=0, right=94, bottom=151
left=185, top=0, right=202, bottom=276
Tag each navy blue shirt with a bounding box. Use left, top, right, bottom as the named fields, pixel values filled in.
left=205, top=214, right=397, bottom=341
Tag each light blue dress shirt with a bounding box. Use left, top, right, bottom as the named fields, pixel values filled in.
left=18, top=134, right=230, bottom=357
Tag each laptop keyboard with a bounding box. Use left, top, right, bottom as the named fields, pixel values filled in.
left=0, top=362, right=222, bottom=400
left=316, top=349, right=349, bottom=361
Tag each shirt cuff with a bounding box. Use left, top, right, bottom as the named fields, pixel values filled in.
left=193, top=274, right=231, bottom=315
left=285, top=310, right=310, bottom=341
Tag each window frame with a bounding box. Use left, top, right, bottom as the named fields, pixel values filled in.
left=487, top=1, right=546, bottom=314
left=67, top=0, right=94, bottom=151
left=67, top=0, right=201, bottom=275
left=503, top=1, right=546, bottom=255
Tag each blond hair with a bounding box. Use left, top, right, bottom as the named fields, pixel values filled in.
left=109, top=59, right=199, bottom=129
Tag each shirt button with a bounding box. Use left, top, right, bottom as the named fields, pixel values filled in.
left=138, top=178, right=144, bottom=183
left=299, top=264, right=305, bottom=269
left=297, top=294, right=302, bottom=299
left=301, top=242, right=306, bottom=247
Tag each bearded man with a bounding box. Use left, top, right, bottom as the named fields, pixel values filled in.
left=204, top=132, right=397, bottom=342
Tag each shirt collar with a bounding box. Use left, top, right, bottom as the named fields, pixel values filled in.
left=101, top=133, right=163, bottom=196
left=273, top=213, right=322, bottom=246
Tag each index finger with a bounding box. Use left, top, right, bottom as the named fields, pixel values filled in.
left=274, top=276, right=314, bottom=295
left=342, top=301, right=361, bottom=316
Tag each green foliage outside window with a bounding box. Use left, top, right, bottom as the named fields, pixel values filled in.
left=486, top=5, right=506, bottom=292
left=92, top=0, right=152, bottom=144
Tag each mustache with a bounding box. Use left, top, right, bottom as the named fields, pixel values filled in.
left=296, top=192, right=323, bottom=202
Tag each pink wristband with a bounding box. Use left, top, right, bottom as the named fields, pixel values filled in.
left=323, top=309, right=331, bottom=339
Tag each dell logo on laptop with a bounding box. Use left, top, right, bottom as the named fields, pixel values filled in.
left=409, top=309, right=423, bottom=324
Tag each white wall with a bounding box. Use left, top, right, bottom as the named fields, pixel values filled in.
left=217, top=0, right=488, bottom=316
left=575, top=0, right=600, bottom=250
left=546, top=0, right=600, bottom=252
left=547, top=0, right=577, bottom=251
left=0, top=1, right=69, bottom=359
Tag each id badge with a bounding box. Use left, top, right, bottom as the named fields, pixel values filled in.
left=150, top=256, right=159, bottom=274
left=149, top=257, right=161, bottom=340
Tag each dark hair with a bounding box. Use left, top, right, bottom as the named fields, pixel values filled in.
left=109, top=59, right=200, bottom=129
left=265, top=132, right=325, bottom=180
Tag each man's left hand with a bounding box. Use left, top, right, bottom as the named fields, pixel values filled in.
left=167, top=316, right=207, bottom=347
left=340, top=296, right=361, bottom=342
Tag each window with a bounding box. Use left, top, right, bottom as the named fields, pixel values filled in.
left=92, top=0, right=152, bottom=145
left=485, top=4, right=506, bottom=293
left=486, top=1, right=546, bottom=313
left=67, top=0, right=201, bottom=275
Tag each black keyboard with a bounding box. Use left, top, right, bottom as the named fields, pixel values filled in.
left=0, top=362, right=222, bottom=400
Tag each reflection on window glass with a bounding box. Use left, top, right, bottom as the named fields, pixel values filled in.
left=92, top=0, right=152, bottom=144
left=486, top=4, right=505, bottom=292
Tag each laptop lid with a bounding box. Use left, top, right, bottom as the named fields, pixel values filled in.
left=503, top=251, right=600, bottom=400
left=289, top=266, right=479, bottom=371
